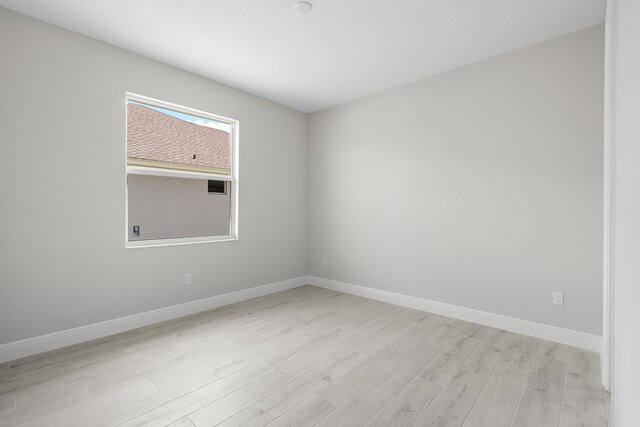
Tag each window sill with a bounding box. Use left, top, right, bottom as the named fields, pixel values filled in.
left=126, top=165, right=232, bottom=182
left=125, top=234, right=238, bottom=249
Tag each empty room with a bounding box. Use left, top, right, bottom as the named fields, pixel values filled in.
left=1, top=0, right=639, bottom=426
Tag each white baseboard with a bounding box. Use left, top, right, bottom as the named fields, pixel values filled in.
left=1, top=275, right=602, bottom=364
left=308, top=276, right=602, bottom=353
left=0, top=276, right=307, bottom=364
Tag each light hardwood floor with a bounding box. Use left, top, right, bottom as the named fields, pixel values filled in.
left=0, top=285, right=608, bottom=427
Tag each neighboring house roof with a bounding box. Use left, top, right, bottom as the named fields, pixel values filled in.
left=127, top=103, right=230, bottom=173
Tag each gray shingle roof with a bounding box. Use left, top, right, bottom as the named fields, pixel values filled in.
left=127, top=103, right=230, bottom=171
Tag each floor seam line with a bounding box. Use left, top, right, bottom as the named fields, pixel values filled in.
left=508, top=338, right=541, bottom=427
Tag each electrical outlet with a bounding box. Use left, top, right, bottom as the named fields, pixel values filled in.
left=552, top=292, right=564, bottom=306
left=185, top=273, right=192, bottom=285
left=322, top=257, right=328, bottom=266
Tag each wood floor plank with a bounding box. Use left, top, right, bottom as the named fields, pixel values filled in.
left=206, top=343, right=276, bottom=379
left=302, top=312, right=403, bottom=364
left=147, top=336, right=269, bottom=387
left=366, top=376, right=441, bottom=426
left=459, top=322, right=492, bottom=338
left=265, top=327, right=352, bottom=367
left=266, top=394, right=336, bottom=427
left=0, top=384, right=93, bottom=426
left=413, top=330, right=513, bottom=427
left=327, top=302, right=397, bottom=332
left=462, top=334, right=539, bottom=426
left=188, top=357, right=318, bottom=427
left=255, top=349, right=366, bottom=419
left=260, top=313, right=321, bottom=340
left=315, top=335, right=412, bottom=406
left=537, top=340, right=569, bottom=363
left=370, top=320, right=464, bottom=395
left=0, top=365, right=10, bottom=385
left=19, top=369, right=219, bottom=427
left=12, top=379, right=90, bottom=410
left=0, top=392, right=14, bottom=411
left=87, top=375, right=157, bottom=399
left=382, top=315, right=449, bottom=353
left=215, top=404, right=274, bottom=427
left=511, top=355, right=566, bottom=427
left=315, top=384, right=391, bottom=427
left=387, top=305, right=433, bottom=323
left=255, top=310, right=390, bottom=372
left=417, top=333, right=483, bottom=387
left=120, top=363, right=272, bottom=426
left=167, top=417, right=196, bottom=427
left=559, top=348, right=607, bottom=427
left=320, top=298, right=390, bottom=326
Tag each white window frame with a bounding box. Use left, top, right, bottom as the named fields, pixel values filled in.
left=125, top=92, right=239, bottom=248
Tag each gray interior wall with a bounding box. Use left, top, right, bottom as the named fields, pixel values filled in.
left=307, top=25, right=604, bottom=335
left=611, top=0, right=640, bottom=423
left=0, top=7, right=308, bottom=344
left=0, top=6, right=606, bottom=346
left=127, top=175, right=231, bottom=241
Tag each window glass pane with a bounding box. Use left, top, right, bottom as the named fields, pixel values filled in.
left=127, top=101, right=231, bottom=175
left=207, top=180, right=227, bottom=194
left=128, top=175, right=232, bottom=241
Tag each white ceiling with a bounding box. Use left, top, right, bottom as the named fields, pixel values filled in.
left=0, top=0, right=605, bottom=112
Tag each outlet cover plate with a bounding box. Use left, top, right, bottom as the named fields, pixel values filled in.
left=552, top=291, right=564, bottom=306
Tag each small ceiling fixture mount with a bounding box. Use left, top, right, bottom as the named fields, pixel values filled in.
left=294, top=1, right=313, bottom=14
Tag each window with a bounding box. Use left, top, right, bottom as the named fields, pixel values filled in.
left=125, top=93, right=238, bottom=247
left=207, top=180, right=227, bottom=194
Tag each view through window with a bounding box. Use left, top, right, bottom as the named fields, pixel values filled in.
left=126, top=94, right=238, bottom=246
